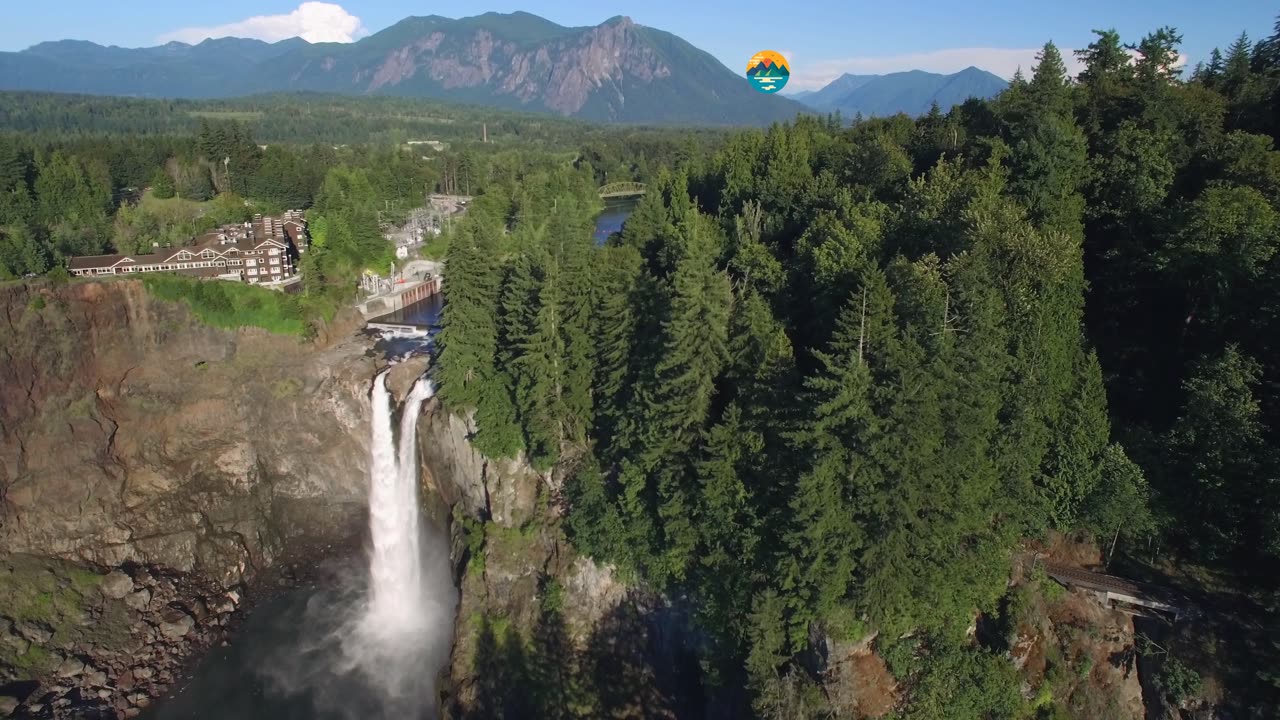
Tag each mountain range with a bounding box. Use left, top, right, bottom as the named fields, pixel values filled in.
left=0, top=12, right=1009, bottom=125
left=791, top=67, right=1008, bottom=117
left=0, top=12, right=805, bottom=126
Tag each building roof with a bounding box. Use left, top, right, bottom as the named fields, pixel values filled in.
left=68, top=254, right=131, bottom=270
left=69, top=212, right=306, bottom=271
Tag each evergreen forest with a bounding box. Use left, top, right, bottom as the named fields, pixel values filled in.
left=434, top=23, right=1280, bottom=719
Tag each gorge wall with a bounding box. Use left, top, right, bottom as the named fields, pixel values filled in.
left=0, top=279, right=381, bottom=714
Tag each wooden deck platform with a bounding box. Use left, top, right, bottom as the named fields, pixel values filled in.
left=1043, top=562, right=1186, bottom=620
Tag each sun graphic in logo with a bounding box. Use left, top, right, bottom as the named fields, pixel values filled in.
left=746, top=50, right=791, bottom=94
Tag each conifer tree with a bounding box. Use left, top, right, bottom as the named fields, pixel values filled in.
left=501, top=243, right=564, bottom=469
left=437, top=218, right=522, bottom=458
left=591, top=244, right=646, bottom=454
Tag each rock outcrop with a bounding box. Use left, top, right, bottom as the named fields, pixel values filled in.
left=0, top=280, right=378, bottom=587
left=0, top=279, right=383, bottom=716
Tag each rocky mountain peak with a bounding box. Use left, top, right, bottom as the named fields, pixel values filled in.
left=1, top=12, right=806, bottom=125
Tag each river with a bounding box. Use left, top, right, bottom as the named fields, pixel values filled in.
left=594, top=196, right=641, bottom=245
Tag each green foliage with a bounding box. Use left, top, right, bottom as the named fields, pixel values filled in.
left=150, top=168, right=175, bottom=199
left=1156, top=656, right=1204, bottom=705
left=141, top=274, right=309, bottom=336
left=901, top=641, right=1022, bottom=720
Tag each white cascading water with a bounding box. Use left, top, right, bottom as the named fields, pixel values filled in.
left=363, top=372, right=432, bottom=641
left=201, top=368, right=453, bottom=720
left=343, top=370, right=454, bottom=716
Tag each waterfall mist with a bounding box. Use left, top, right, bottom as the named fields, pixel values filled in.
left=240, top=371, right=456, bottom=720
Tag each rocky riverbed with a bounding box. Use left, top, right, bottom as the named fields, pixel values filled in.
left=0, top=555, right=234, bottom=718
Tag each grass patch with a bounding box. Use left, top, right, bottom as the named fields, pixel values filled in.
left=142, top=273, right=311, bottom=337
left=137, top=189, right=224, bottom=219
left=485, top=520, right=541, bottom=562
left=419, top=232, right=450, bottom=260
left=0, top=555, right=127, bottom=678
left=540, top=578, right=564, bottom=615
left=1030, top=563, right=1066, bottom=603
left=0, top=550, right=130, bottom=676
left=11, top=644, right=54, bottom=673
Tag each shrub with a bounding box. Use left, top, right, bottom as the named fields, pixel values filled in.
left=1156, top=656, right=1203, bottom=705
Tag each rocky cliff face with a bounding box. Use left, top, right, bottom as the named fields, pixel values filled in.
left=0, top=281, right=378, bottom=586
left=359, top=17, right=672, bottom=117
left=0, top=279, right=382, bottom=714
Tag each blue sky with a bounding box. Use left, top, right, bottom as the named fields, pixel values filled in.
left=3, top=1, right=1277, bottom=90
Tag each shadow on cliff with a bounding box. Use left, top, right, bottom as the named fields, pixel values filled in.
left=462, top=595, right=724, bottom=719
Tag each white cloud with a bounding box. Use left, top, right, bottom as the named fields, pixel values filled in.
left=158, top=2, right=367, bottom=45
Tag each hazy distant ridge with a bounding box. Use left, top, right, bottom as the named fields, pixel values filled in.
left=794, top=66, right=1008, bottom=116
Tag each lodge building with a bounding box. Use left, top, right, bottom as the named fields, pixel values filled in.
left=69, top=211, right=309, bottom=285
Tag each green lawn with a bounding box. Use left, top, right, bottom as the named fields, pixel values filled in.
left=136, top=188, right=230, bottom=221
left=142, top=274, right=312, bottom=337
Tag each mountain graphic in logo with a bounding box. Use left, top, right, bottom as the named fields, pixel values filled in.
left=746, top=50, right=791, bottom=94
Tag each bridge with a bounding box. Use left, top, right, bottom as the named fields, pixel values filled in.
left=598, top=181, right=647, bottom=199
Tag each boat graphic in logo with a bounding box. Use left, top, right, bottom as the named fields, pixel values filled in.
left=746, top=50, right=790, bottom=94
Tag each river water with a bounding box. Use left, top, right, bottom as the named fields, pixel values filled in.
left=594, top=196, right=640, bottom=245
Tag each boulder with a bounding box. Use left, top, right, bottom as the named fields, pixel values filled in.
left=55, top=656, right=85, bottom=678
left=131, top=667, right=153, bottom=681
left=0, top=697, right=16, bottom=717
left=116, top=670, right=135, bottom=691
left=99, top=570, right=134, bottom=600
left=157, top=609, right=194, bottom=640
left=1, top=633, right=30, bottom=656
left=15, top=622, right=53, bottom=644
left=124, top=589, right=151, bottom=612
left=84, top=670, right=108, bottom=687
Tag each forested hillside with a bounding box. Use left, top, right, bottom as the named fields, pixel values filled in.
left=434, top=21, right=1280, bottom=718
left=0, top=104, right=701, bottom=332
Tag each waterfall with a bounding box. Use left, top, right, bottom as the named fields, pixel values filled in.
left=346, top=370, right=453, bottom=714
left=363, top=372, right=434, bottom=640
left=155, top=369, right=455, bottom=720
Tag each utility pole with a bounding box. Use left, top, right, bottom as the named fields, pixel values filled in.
left=482, top=122, right=488, bottom=144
